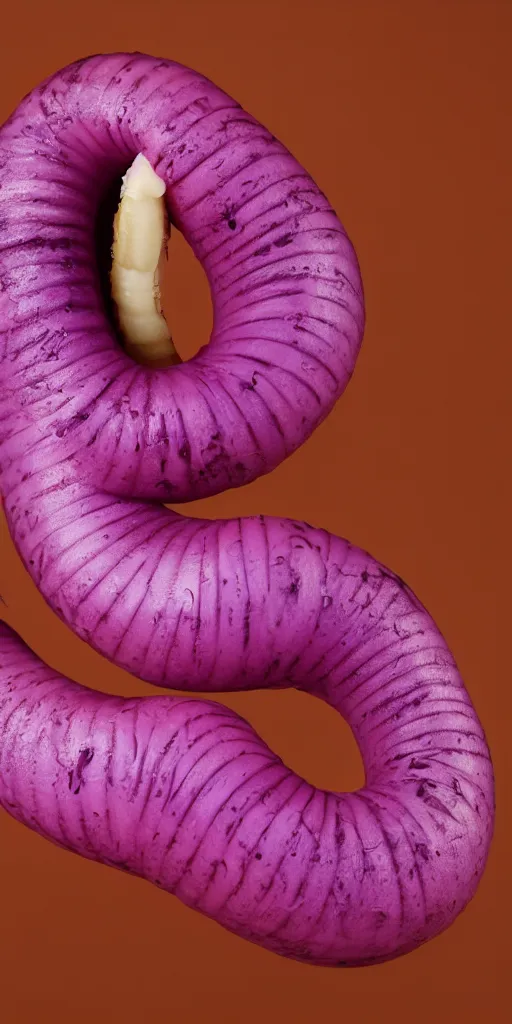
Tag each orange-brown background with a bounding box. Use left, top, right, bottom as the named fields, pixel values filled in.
left=0, top=1, right=509, bottom=1021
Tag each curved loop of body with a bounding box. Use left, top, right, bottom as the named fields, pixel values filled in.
left=0, top=52, right=494, bottom=968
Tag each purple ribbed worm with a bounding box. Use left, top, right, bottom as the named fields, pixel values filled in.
left=0, top=52, right=494, bottom=968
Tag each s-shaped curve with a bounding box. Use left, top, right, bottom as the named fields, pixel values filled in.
left=0, top=53, right=494, bottom=968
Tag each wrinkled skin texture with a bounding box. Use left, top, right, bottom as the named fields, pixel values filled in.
left=0, top=53, right=494, bottom=967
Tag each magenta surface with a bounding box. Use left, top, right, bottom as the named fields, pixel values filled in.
left=0, top=53, right=494, bottom=967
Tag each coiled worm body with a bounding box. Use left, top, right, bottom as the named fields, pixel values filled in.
left=0, top=53, right=494, bottom=967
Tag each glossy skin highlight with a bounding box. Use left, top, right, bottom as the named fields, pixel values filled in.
left=0, top=52, right=494, bottom=968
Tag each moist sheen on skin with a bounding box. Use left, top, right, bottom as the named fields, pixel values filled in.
left=0, top=52, right=494, bottom=968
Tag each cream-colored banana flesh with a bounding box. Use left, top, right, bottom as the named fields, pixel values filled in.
left=110, top=153, right=180, bottom=367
